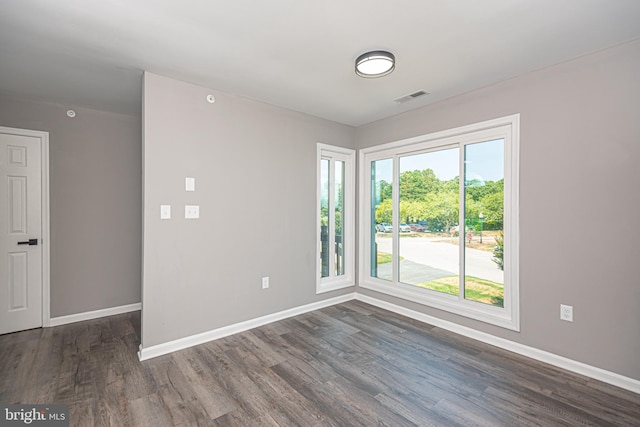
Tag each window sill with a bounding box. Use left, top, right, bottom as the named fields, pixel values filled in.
left=317, top=276, right=355, bottom=294
left=359, top=277, right=519, bottom=331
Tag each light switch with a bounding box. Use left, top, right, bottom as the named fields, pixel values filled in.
left=160, top=205, right=171, bottom=219
left=185, top=177, right=195, bottom=192
left=185, top=205, right=200, bottom=219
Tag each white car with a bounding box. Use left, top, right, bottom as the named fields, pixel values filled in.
left=399, top=223, right=411, bottom=232
left=376, top=223, right=392, bottom=233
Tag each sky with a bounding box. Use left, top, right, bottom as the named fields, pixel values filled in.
left=374, top=138, right=504, bottom=183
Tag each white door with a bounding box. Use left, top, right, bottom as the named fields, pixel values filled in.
left=0, top=128, right=44, bottom=334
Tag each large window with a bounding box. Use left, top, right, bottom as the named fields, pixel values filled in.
left=317, top=143, right=355, bottom=293
left=359, top=115, right=520, bottom=330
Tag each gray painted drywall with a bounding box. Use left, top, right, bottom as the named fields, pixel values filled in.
left=142, top=72, right=355, bottom=348
left=0, top=94, right=142, bottom=317
left=355, top=40, right=640, bottom=380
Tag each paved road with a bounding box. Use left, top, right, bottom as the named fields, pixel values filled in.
left=374, top=236, right=504, bottom=284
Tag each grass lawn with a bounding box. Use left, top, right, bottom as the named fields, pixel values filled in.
left=377, top=251, right=393, bottom=264
left=377, top=251, right=403, bottom=264
left=414, top=275, right=504, bottom=307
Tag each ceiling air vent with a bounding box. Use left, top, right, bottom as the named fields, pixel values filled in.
left=394, top=90, right=429, bottom=104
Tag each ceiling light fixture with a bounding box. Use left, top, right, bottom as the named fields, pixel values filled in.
left=355, top=50, right=395, bottom=78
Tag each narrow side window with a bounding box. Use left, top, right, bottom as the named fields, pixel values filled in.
left=317, top=144, right=355, bottom=293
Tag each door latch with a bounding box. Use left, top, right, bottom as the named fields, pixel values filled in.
left=17, top=238, right=38, bottom=246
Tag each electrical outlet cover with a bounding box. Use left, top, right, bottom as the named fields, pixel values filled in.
left=560, top=304, right=573, bottom=322
left=185, top=205, right=200, bottom=219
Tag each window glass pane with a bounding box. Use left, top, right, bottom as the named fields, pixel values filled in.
left=371, top=158, right=393, bottom=281
left=464, top=139, right=505, bottom=307
left=334, top=160, right=345, bottom=276
left=398, top=149, right=460, bottom=296
left=320, top=158, right=329, bottom=278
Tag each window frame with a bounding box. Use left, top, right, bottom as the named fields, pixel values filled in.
left=358, top=115, right=520, bottom=330
left=317, top=143, right=356, bottom=293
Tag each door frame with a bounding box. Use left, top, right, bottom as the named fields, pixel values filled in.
left=1, top=126, right=50, bottom=328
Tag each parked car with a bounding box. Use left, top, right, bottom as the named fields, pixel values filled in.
left=399, top=223, right=411, bottom=232
left=409, top=224, right=426, bottom=232
left=376, top=223, right=392, bottom=233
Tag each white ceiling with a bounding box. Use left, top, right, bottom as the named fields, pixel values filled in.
left=1, top=1, right=639, bottom=126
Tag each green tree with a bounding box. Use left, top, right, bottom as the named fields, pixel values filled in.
left=375, top=198, right=393, bottom=223
left=492, top=231, right=504, bottom=270
left=440, top=177, right=459, bottom=193
left=374, top=171, right=504, bottom=233
left=465, top=179, right=503, bottom=201
left=400, top=169, right=439, bottom=201
left=320, top=205, right=328, bottom=227
left=421, top=191, right=458, bottom=232
left=464, top=194, right=481, bottom=229
left=480, top=191, right=504, bottom=230
left=400, top=199, right=427, bottom=224
left=377, top=180, right=392, bottom=203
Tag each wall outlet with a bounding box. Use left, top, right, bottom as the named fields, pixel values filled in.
left=560, top=304, right=573, bottom=322
left=185, top=205, right=200, bottom=219
left=262, top=276, right=269, bottom=289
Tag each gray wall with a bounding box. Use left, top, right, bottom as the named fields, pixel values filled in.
left=0, top=94, right=142, bottom=317
left=355, top=40, right=640, bottom=380
left=142, top=73, right=355, bottom=348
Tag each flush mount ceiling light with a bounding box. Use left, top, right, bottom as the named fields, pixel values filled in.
left=355, top=50, right=395, bottom=78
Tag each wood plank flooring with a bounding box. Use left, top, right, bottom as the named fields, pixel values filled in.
left=1, top=301, right=639, bottom=426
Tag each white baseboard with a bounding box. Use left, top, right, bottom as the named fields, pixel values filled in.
left=135, top=290, right=639, bottom=394
left=355, top=293, right=640, bottom=395
left=48, top=302, right=141, bottom=327
left=138, top=293, right=355, bottom=361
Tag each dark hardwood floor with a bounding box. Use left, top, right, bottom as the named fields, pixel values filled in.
left=1, top=301, right=639, bottom=426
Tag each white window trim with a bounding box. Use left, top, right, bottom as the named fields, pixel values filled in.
left=358, top=115, right=520, bottom=330
left=317, top=143, right=356, bottom=293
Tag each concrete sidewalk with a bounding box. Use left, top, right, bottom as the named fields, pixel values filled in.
left=375, top=236, right=504, bottom=284
left=375, top=259, right=453, bottom=284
